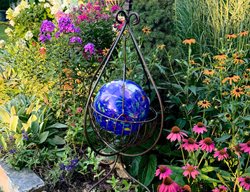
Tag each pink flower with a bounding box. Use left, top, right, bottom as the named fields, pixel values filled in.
left=76, top=107, right=83, bottom=114
left=239, top=140, right=250, bottom=154
left=157, top=177, right=180, bottom=192
left=182, top=164, right=199, bottom=179
left=182, top=138, right=199, bottom=152
left=214, top=148, right=229, bottom=161
left=199, top=137, right=215, bottom=153
left=167, top=126, right=187, bottom=142
left=192, top=122, right=207, bottom=134
left=238, top=176, right=250, bottom=191
left=212, top=185, right=227, bottom=192
left=155, top=165, right=172, bottom=180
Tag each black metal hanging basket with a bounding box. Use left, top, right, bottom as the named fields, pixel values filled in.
left=83, top=0, right=164, bottom=191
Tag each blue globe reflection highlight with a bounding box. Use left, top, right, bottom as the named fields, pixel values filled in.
left=93, top=80, right=150, bottom=135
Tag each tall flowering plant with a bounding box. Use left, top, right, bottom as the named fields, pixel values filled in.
left=154, top=32, right=250, bottom=191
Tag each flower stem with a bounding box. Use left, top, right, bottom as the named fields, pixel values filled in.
left=197, top=152, right=207, bottom=168
left=179, top=141, right=186, bottom=164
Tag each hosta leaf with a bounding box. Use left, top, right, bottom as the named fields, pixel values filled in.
left=0, top=107, right=10, bottom=123
left=9, top=115, right=18, bottom=132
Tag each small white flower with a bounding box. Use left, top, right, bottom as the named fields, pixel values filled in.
left=0, top=40, right=6, bottom=49
left=38, top=0, right=46, bottom=2
left=44, top=3, right=50, bottom=8
left=24, top=31, right=33, bottom=40
left=16, top=39, right=26, bottom=48
left=9, top=20, right=15, bottom=26
left=5, top=28, right=13, bottom=36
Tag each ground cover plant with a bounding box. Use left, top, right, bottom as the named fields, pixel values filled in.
left=0, top=0, right=249, bottom=192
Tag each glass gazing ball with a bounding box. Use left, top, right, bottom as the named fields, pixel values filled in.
left=93, top=80, right=150, bottom=135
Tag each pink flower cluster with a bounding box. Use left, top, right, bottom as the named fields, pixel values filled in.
left=77, top=2, right=110, bottom=23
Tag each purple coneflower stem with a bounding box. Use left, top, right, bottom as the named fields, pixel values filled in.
left=225, top=161, right=236, bottom=177
left=178, top=141, right=186, bottom=164
left=197, top=152, right=207, bottom=168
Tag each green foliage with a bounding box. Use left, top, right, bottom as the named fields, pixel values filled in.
left=175, top=0, right=250, bottom=54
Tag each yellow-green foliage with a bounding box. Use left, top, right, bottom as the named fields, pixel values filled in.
left=175, top=0, right=250, bottom=53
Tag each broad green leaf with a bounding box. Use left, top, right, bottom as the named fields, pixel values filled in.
left=10, top=106, right=16, bottom=115
left=39, top=131, right=49, bottom=144
left=0, top=135, right=7, bottom=150
left=200, top=173, right=220, bottom=183
left=188, top=85, right=197, bottom=95
left=176, top=118, right=186, bottom=128
left=241, top=116, right=250, bottom=121
left=129, top=156, right=142, bottom=177
left=214, top=134, right=231, bottom=143
left=47, top=136, right=65, bottom=145
left=201, top=166, right=218, bottom=173
left=138, top=154, right=157, bottom=186
left=47, top=123, right=67, bottom=129
left=0, top=107, right=10, bottom=123
left=9, top=115, right=18, bottom=132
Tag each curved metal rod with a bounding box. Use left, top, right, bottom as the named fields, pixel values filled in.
left=120, top=156, right=151, bottom=192
left=83, top=21, right=128, bottom=156
left=118, top=26, right=164, bottom=157
left=88, top=155, right=119, bottom=192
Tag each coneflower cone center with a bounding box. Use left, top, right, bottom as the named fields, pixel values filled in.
left=247, top=141, right=250, bottom=147
left=204, top=138, right=213, bottom=145
left=172, top=126, right=180, bottom=133
left=236, top=89, right=240, bottom=92
left=163, top=177, right=173, bottom=185
left=188, top=138, right=195, bottom=144
left=182, top=185, right=191, bottom=192
left=187, top=166, right=195, bottom=172
left=159, top=165, right=166, bottom=173
left=202, top=101, right=207, bottom=104
left=197, top=122, right=204, bottom=127
left=219, top=149, right=226, bottom=155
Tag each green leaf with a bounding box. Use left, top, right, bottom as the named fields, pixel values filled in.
left=129, top=156, right=142, bottom=177
left=39, top=131, right=49, bottom=144
left=0, top=107, right=10, bottom=123
left=138, top=154, right=157, bottom=186
left=47, top=136, right=65, bottom=146
left=214, top=134, right=231, bottom=143
left=176, top=118, right=186, bottom=128
left=188, top=85, right=197, bottom=95
left=241, top=116, right=250, bottom=121
left=201, top=166, right=218, bottom=173
left=200, top=173, right=220, bottom=183
left=9, top=115, right=19, bottom=132
left=46, top=123, right=67, bottom=129
left=0, top=135, right=7, bottom=150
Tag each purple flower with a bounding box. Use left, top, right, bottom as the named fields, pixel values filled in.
left=111, top=5, right=120, bottom=13
left=22, top=130, right=29, bottom=141
left=0, top=145, right=3, bottom=151
left=40, top=20, right=55, bottom=33
left=9, top=149, right=16, bottom=154
left=58, top=16, right=80, bottom=34
left=70, top=158, right=79, bottom=166
left=84, top=43, right=95, bottom=55
left=39, top=33, right=51, bottom=43
left=69, top=36, right=82, bottom=44
left=59, top=163, right=65, bottom=170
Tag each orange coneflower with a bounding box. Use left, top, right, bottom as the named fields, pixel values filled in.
left=102, top=48, right=110, bottom=56
left=213, top=54, right=227, bottom=61
left=198, top=100, right=211, bottom=109
left=243, top=73, right=249, bottom=79
left=157, top=44, right=166, bottom=50
left=189, top=59, right=197, bottom=65
left=215, top=66, right=226, bottom=70
left=203, top=69, right=215, bottom=76
left=182, top=38, right=196, bottom=45
left=231, top=87, right=244, bottom=98
left=142, top=26, right=151, bottom=35
left=226, top=33, right=237, bottom=39
left=203, top=78, right=211, bottom=84
left=222, top=75, right=240, bottom=85
left=246, top=68, right=250, bottom=72
left=239, top=31, right=248, bottom=37
left=234, top=58, right=244, bottom=64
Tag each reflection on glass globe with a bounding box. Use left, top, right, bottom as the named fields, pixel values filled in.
left=93, top=80, right=150, bottom=135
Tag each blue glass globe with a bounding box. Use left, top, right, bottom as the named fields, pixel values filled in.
left=93, top=80, right=150, bottom=135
